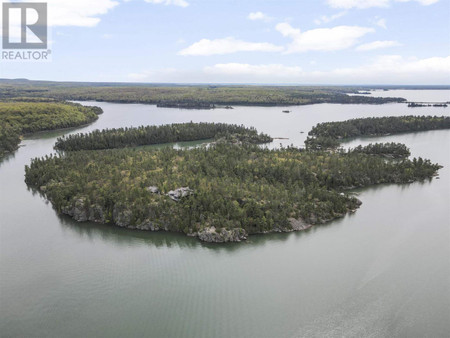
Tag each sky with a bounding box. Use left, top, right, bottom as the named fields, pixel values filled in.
left=0, top=0, right=449, bottom=84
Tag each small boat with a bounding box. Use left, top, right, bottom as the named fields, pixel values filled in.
left=282, top=110, right=291, bottom=113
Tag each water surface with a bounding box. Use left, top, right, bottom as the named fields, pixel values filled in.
left=356, top=89, right=450, bottom=102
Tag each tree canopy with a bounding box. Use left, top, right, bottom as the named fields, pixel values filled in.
left=0, top=100, right=102, bottom=156
left=54, top=122, right=272, bottom=151
left=306, top=115, right=450, bottom=150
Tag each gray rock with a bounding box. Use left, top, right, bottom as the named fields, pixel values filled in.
left=112, top=204, right=133, bottom=227
left=61, top=199, right=106, bottom=223
left=88, top=205, right=105, bottom=223
left=167, top=187, right=194, bottom=202
left=71, top=198, right=88, bottom=222
left=197, top=226, right=247, bottom=243
left=147, top=186, right=159, bottom=194
left=136, top=219, right=160, bottom=231
left=288, top=217, right=313, bottom=231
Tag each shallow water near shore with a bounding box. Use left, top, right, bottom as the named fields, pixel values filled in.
left=1, top=90, right=449, bottom=337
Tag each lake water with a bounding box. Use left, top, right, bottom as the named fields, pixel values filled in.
left=1, top=91, right=449, bottom=337
left=354, top=89, right=450, bottom=102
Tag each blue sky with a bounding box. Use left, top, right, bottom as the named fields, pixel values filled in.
left=1, top=0, right=449, bottom=84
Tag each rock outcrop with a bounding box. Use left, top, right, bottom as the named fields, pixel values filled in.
left=61, top=198, right=105, bottom=223
left=135, top=219, right=161, bottom=231
left=88, top=204, right=105, bottom=223
left=147, top=186, right=159, bottom=194
left=197, top=226, right=248, bottom=243
left=167, top=187, right=193, bottom=202
left=58, top=195, right=362, bottom=243
left=288, top=217, right=313, bottom=231
left=112, top=204, right=133, bottom=227
left=62, top=198, right=89, bottom=222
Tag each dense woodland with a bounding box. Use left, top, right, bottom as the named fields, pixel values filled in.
left=54, top=123, right=272, bottom=151
left=0, top=80, right=406, bottom=107
left=0, top=100, right=102, bottom=156
left=306, top=115, right=450, bottom=149
left=25, top=119, right=443, bottom=241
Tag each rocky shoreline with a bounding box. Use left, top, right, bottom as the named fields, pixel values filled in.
left=57, top=194, right=362, bottom=243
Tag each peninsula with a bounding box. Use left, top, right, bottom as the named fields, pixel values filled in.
left=0, top=99, right=102, bottom=156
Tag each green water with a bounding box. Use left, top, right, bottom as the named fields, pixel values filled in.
left=1, top=91, right=449, bottom=337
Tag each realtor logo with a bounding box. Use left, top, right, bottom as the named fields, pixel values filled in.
left=2, top=2, right=47, bottom=49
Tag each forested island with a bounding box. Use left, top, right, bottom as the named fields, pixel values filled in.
left=54, top=123, right=272, bottom=151
left=25, top=117, right=445, bottom=243
left=0, top=99, right=102, bottom=156
left=305, top=115, right=450, bottom=150
left=0, top=79, right=406, bottom=108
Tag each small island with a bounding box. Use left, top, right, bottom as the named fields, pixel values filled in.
left=305, top=115, right=450, bottom=150
left=54, top=122, right=273, bottom=151
left=25, top=116, right=446, bottom=243
left=408, top=102, right=448, bottom=108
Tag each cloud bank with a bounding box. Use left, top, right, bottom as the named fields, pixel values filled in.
left=179, top=37, right=283, bottom=56
left=129, top=56, right=450, bottom=84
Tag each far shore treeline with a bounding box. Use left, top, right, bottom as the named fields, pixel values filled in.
left=0, top=79, right=407, bottom=107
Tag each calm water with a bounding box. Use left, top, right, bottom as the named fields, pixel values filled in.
left=355, top=89, right=450, bottom=102
left=1, top=91, right=449, bottom=337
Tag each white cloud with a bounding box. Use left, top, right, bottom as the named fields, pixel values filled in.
left=178, top=37, right=283, bottom=56
left=276, top=23, right=374, bottom=53
left=356, top=40, right=401, bottom=50
left=314, top=11, right=347, bottom=25
left=208, top=56, right=450, bottom=84
left=44, top=0, right=119, bottom=27
left=326, top=55, right=450, bottom=83
left=276, top=23, right=301, bottom=38
left=327, top=0, right=390, bottom=8
left=128, top=56, right=450, bottom=84
left=248, top=12, right=273, bottom=22
left=327, top=0, right=439, bottom=9
left=0, top=0, right=119, bottom=27
left=144, top=0, right=189, bottom=7
left=3, top=0, right=188, bottom=29
left=0, top=0, right=119, bottom=43
left=396, top=0, right=440, bottom=4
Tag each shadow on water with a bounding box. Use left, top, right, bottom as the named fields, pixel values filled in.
left=53, top=195, right=359, bottom=253
left=57, top=213, right=200, bottom=249
left=56, top=211, right=339, bottom=253
left=0, top=150, right=17, bottom=167
left=56, top=212, right=296, bottom=253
